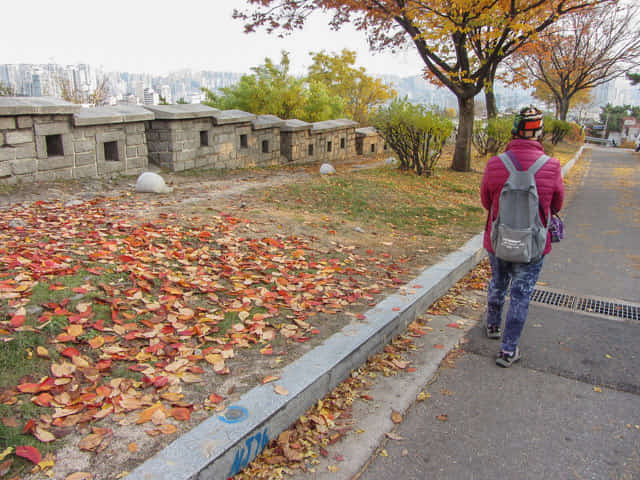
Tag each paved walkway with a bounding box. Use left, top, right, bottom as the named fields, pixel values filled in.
left=355, top=146, right=640, bottom=479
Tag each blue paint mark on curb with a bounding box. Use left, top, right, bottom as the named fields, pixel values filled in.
left=219, top=406, right=248, bottom=424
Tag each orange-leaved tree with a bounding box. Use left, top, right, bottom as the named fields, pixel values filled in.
left=506, top=2, right=640, bottom=121
left=234, top=0, right=609, bottom=171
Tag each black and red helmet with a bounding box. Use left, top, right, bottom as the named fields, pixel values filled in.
left=512, top=106, right=544, bottom=139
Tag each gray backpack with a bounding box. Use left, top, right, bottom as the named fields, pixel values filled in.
left=490, top=152, right=550, bottom=263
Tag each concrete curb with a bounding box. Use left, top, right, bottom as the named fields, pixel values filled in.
left=126, top=234, right=486, bottom=480
left=562, top=145, right=585, bottom=178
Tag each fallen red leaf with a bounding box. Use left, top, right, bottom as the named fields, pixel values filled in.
left=61, top=347, right=80, bottom=358
left=15, top=445, right=41, bottom=464
left=208, top=393, right=224, bottom=404
left=170, top=407, right=191, bottom=421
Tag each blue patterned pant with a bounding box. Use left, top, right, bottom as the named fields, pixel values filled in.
left=486, top=252, right=544, bottom=354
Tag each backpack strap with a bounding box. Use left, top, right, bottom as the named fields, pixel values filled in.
left=497, top=153, right=518, bottom=174
left=526, top=154, right=551, bottom=175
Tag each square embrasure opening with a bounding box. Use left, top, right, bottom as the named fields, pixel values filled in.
left=45, top=134, right=64, bottom=157
left=104, top=141, right=119, bottom=161
left=200, top=130, right=209, bottom=147
left=240, top=134, right=248, bottom=148
left=262, top=139, right=269, bottom=153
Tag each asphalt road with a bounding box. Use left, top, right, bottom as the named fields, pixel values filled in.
left=355, top=146, right=640, bottom=480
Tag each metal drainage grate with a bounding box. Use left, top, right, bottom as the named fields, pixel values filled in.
left=530, top=289, right=577, bottom=309
left=531, top=288, right=640, bottom=321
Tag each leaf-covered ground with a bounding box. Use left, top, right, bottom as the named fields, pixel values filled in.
left=0, top=143, right=581, bottom=479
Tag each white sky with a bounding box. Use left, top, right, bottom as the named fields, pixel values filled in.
left=1, top=1, right=423, bottom=77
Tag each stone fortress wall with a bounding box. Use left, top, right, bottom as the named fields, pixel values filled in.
left=0, top=97, right=387, bottom=185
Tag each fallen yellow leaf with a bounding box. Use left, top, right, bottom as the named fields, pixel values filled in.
left=274, top=385, right=289, bottom=396
left=417, top=391, right=431, bottom=401
left=391, top=410, right=402, bottom=424
left=261, top=375, right=280, bottom=384
left=0, top=447, right=13, bottom=461
left=36, top=346, right=49, bottom=358
left=65, top=472, right=93, bottom=480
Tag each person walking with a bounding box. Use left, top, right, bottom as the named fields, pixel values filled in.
left=480, top=106, right=565, bottom=367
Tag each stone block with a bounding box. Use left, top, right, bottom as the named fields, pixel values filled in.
left=36, top=168, right=73, bottom=182
left=15, top=143, right=36, bottom=159
left=182, top=158, right=195, bottom=171
left=75, top=152, right=96, bottom=166
left=126, top=157, right=146, bottom=171
left=126, top=147, right=138, bottom=158
left=100, top=161, right=123, bottom=174
left=150, top=141, right=169, bottom=152
left=34, top=122, right=71, bottom=136
left=97, top=131, right=124, bottom=144
left=16, top=116, right=33, bottom=129
left=10, top=158, right=36, bottom=175
left=0, top=117, right=17, bottom=130
left=151, top=152, right=173, bottom=168
left=127, top=134, right=145, bottom=146
left=176, top=150, right=195, bottom=162
left=169, top=142, right=183, bottom=152
left=74, top=140, right=95, bottom=154
left=74, top=164, right=98, bottom=179
left=0, top=161, right=10, bottom=177
left=194, top=156, right=210, bottom=168
left=137, top=145, right=148, bottom=157
left=150, top=120, right=170, bottom=130
left=38, top=155, right=74, bottom=171
left=0, top=147, right=15, bottom=162
left=125, top=123, right=144, bottom=134
left=5, top=130, right=34, bottom=145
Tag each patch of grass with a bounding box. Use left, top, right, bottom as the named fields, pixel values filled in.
left=107, top=365, right=143, bottom=381
left=0, top=332, right=54, bottom=390
left=264, top=166, right=486, bottom=237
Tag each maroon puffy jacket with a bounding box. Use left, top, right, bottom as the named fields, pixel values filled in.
left=481, top=138, right=565, bottom=256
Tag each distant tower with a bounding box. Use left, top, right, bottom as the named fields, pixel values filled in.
left=32, top=70, right=42, bottom=96
left=143, top=87, right=155, bottom=105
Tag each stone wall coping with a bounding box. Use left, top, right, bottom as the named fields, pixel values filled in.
left=356, top=126, right=379, bottom=137
left=0, top=96, right=82, bottom=116
left=312, top=118, right=359, bottom=133
left=252, top=114, right=284, bottom=130
left=74, top=105, right=154, bottom=126
left=142, top=104, right=220, bottom=120
left=280, top=119, right=312, bottom=132
left=212, top=109, right=256, bottom=125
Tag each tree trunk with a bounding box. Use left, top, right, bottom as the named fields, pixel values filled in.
left=558, top=97, right=570, bottom=121
left=451, top=95, right=475, bottom=172
left=484, top=86, right=497, bottom=120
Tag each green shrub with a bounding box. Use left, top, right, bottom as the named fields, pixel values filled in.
left=373, top=99, right=454, bottom=176
left=472, top=117, right=512, bottom=155
left=542, top=116, right=571, bottom=145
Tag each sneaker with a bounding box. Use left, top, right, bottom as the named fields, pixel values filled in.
left=485, top=324, right=501, bottom=339
left=496, top=347, right=521, bottom=368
